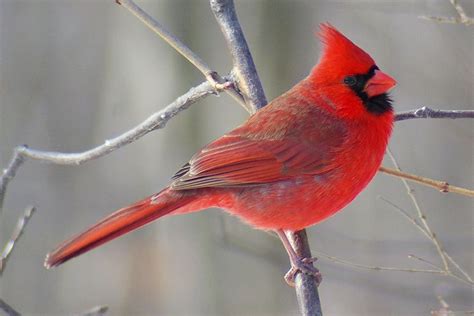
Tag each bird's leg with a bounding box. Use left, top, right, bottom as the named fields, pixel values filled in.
left=276, top=229, right=322, bottom=287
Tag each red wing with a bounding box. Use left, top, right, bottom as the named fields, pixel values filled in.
left=170, top=134, right=335, bottom=190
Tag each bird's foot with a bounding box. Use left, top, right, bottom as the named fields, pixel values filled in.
left=284, top=257, right=322, bottom=287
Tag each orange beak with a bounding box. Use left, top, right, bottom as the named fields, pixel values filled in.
left=364, top=70, right=396, bottom=98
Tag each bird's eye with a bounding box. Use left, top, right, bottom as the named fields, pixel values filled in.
left=343, top=76, right=357, bottom=86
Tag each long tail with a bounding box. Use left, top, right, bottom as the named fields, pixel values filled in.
left=45, top=187, right=193, bottom=269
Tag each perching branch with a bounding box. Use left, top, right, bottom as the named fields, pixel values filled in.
left=209, top=1, right=321, bottom=314
left=0, top=206, right=35, bottom=275
left=420, top=0, right=474, bottom=25
left=395, top=107, right=474, bottom=121
left=285, top=230, right=323, bottom=316
left=379, top=166, right=474, bottom=197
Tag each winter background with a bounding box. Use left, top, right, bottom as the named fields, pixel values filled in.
left=1, top=0, right=473, bottom=315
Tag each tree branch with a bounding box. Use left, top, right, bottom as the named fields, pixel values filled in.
left=1, top=206, right=35, bottom=275
left=115, top=0, right=248, bottom=111
left=77, top=305, right=109, bottom=316
left=313, top=250, right=444, bottom=274
left=0, top=81, right=218, bottom=213
left=209, top=1, right=321, bottom=315
left=285, top=230, right=323, bottom=316
left=386, top=150, right=473, bottom=285
left=379, top=166, right=474, bottom=197
left=395, top=107, right=474, bottom=121
left=419, top=0, right=474, bottom=25
left=0, top=298, right=21, bottom=316
left=387, top=150, right=451, bottom=273
left=210, top=0, right=267, bottom=112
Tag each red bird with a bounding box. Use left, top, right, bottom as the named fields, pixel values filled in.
left=45, top=24, right=396, bottom=285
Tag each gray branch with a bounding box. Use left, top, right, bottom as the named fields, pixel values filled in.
left=210, top=1, right=321, bottom=315
left=0, top=298, right=21, bottom=316
left=76, top=305, right=108, bottom=316
left=286, top=230, right=323, bottom=316
left=0, top=206, right=35, bottom=275
left=116, top=0, right=248, bottom=111
left=210, top=0, right=267, bottom=112
left=395, top=107, right=474, bottom=121
left=419, top=0, right=474, bottom=25
left=0, top=81, right=217, bottom=213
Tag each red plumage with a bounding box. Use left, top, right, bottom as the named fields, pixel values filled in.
left=45, top=24, right=396, bottom=276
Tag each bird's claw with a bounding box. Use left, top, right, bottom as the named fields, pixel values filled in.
left=284, top=257, right=322, bottom=287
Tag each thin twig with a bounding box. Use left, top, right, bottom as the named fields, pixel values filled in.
left=379, top=166, right=474, bottom=197
left=395, top=107, right=474, bottom=121
left=76, top=305, right=108, bottom=316
left=387, top=150, right=451, bottom=273
left=419, top=0, right=474, bottom=25
left=210, top=0, right=267, bottom=112
left=0, top=81, right=218, bottom=214
left=378, top=196, right=430, bottom=239
left=379, top=173, right=473, bottom=285
left=431, top=296, right=474, bottom=316
left=0, top=150, right=25, bottom=213
left=314, top=249, right=473, bottom=285
left=0, top=206, right=35, bottom=275
left=116, top=0, right=248, bottom=111
left=444, top=251, right=474, bottom=284
left=0, top=298, right=21, bottom=316
left=408, top=254, right=445, bottom=270
left=313, top=250, right=443, bottom=274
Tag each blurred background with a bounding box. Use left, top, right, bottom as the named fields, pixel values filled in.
left=1, top=0, right=472, bottom=315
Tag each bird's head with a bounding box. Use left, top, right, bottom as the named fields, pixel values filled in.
left=309, top=24, right=396, bottom=118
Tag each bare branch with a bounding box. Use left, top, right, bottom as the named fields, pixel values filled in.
left=285, top=230, right=323, bottom=316
left=395, top=107, right=474, bottom=121
left=76, top=305, right=109, bottom=316
left=208, top=1, right=321, bottom=314
left=1, top=206, right=35, bottom=275
left=420, top=0, right=474, bottom=25
left=0, top=298, right=21, bottom=316
left=408, top=254, right=445, bottom=270
left=387, top=150, right=474, bottom=285
left=387, top=150, right=451, bottom=273
left=0, top=150, right=25, bottom=213
left=116, top=0, right=248, bottom=111
left=378, top=196, right=430, bottom=239
left=379, top=166, right=474, bottom=197
left=314, top=250, right=472, bottom=285
left=313, top=250, right=444, bottom=274
left=210, top=0, right=267, bottom=112
left=444, top=252, right=474, bottom=284
left=431, top=296, right=474, bottom=316
left=0, top=82, right=218, bottom=214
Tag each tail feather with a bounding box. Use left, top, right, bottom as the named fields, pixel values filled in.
left=45, top=188, right=189, bottom=268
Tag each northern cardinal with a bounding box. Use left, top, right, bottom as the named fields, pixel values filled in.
left=45, top=24, right=396, bottom=286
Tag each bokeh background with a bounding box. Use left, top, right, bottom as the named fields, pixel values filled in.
left=1, top=0, right=473, bottom=315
